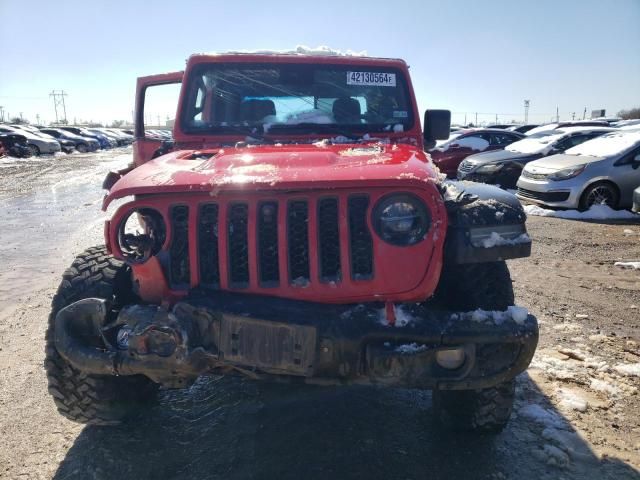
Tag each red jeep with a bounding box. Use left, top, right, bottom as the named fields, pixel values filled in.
left=45, top=53, right=537, bottom=431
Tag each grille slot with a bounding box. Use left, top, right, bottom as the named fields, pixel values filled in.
left=169, top=205, right=190, bottom=286
left=516, top=188, right=570, bottom=202
left=348, top=195, right=373, bottom=280
left=287, top=200, right=310, bottom=285
left=198, top=203, right=220, bottom=287
left=257, top=201, right=280, bottom=286
left=458, top=161, right=474, bottom=173
left=318, top=198, right=341, bottom=281
left=228, top=203, right=249, bottom=288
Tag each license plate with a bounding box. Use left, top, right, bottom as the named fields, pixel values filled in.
left=219, top=315, right=317, bottom=376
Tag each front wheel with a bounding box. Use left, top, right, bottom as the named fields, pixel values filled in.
left=28, top=144, right=40, bottom=156
left=75, top=143, right=88, bottom=153
left=580, top=181, right=619, bottom=210
left=45, top=246, right=158, bottom=425
left=433, top=380, right=516, bottom=432
left=433, top=261, right=516, bottom=431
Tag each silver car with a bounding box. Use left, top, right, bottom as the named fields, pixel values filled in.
left=516, top=130, right=640, bottom=210
left=0, top=125, right=61, bottom=155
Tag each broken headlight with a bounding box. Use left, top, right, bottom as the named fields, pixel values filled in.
left=117, top=207, right=166, bottom=263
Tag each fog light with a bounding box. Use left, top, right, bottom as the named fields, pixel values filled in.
left=436, top=347, right=465, bottom=369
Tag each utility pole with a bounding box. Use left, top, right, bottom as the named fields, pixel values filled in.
left=583, top=107, right=587, bottom=120
left=571, top=112, right=576, bottom=121
left=495, top=114, right=498, bottom=124
left=556, top=106, right=559, bottom=123
left=475, top=112, right=478, bottom=126
left=464, top=113, right=467, bottom=126
left=0, top=106, right=4, bottom=122
left=49, top=90, right=69, bottom=124
left=524, top=100, right=530, bottom=124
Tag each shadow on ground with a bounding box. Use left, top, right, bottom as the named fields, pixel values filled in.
left=53, top=374, right=639, bottom=480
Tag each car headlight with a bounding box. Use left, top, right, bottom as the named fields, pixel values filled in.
left=475, top=163, right=504, bottom=174
left=372, top=194, right=431, bottom=246
left=548, top=165, right=586, bottom=181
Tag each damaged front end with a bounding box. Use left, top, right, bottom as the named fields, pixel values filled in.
left=54, top=293, right=538, bottom=390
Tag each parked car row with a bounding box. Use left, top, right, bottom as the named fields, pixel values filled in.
left=0, top=123, right=134, bottom=157
left=430, top=121, right=640, bottom=212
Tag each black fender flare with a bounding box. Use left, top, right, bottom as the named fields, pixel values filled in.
left=440, top=181, right=531, bottom=264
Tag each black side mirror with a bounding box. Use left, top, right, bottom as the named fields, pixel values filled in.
left=423, top=109, right=451, bottom=150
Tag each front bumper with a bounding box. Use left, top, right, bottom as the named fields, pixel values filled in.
left=516, top=175, right=581, bottom=208
left=54, top=293, right=538, bottom=391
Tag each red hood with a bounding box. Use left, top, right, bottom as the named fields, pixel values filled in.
left=103, top=142, right=441, bottom=209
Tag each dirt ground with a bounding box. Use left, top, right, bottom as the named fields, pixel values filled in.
left=0, top=150, right=639, bottom=479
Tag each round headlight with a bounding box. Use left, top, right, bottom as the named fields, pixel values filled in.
left=373, top=194, right=431, bottom=246
left=117, top=207, right=166, bottom=263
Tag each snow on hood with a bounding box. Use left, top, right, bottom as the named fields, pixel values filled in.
left=218, top=45, right=368, bottom=57
left=565, top=130, right=640, bottom=158
left=435, top=135, right=489, bottom=152
left=506, top=132, right=565, bottom=154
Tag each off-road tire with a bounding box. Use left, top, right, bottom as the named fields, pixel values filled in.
left=433, top=380, right=516, bottom=432
left=433, top=261, right=516, bottom=432
left=435, top=261, right=514, bottom=311
left=45, top=246, right=158, bottom=425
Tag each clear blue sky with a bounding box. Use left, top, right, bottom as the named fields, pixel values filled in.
left=0, top=0, right=638, bottom=126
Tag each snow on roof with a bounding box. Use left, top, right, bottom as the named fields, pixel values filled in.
left=507, top=127, right=613, bottom=155
left=566, top=130, right=640, bottom=157
left=209, top=45, right=368, bottom=57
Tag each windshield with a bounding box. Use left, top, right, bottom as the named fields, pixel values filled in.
left=506, top=130, right=565, bottom=154
left=181, top=63, right=414, bottom=137
left=566, top=131, right=640, bottom=157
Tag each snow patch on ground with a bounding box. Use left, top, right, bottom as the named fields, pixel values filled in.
left=519, top=404, right=568, bottom=429
left=589, top=378, right=620, bottom=396
left=524, top=204, right=639, bottom=220
left=556, top=388, right=588, bottom=412
left=613, top=363, right=640, bottom=377
left=614, top=261, right=640, bottom=270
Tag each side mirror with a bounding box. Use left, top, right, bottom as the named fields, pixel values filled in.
left=632, top=154, right=640, bottom=169
left=423, top=109, right=451, bottom=150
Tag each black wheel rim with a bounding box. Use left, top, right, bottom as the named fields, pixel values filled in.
left=587, top=186, right=615, bottom=207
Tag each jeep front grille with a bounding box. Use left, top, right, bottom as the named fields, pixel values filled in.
left=167, top=194, right=376, bottom=291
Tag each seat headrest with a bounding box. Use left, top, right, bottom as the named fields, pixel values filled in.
left=332, top=97, right=361, bottom=123
left=240, top=99, right=276, bottom=122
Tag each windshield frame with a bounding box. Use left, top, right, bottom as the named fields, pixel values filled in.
left=178, top=61, right=416, bottom=139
